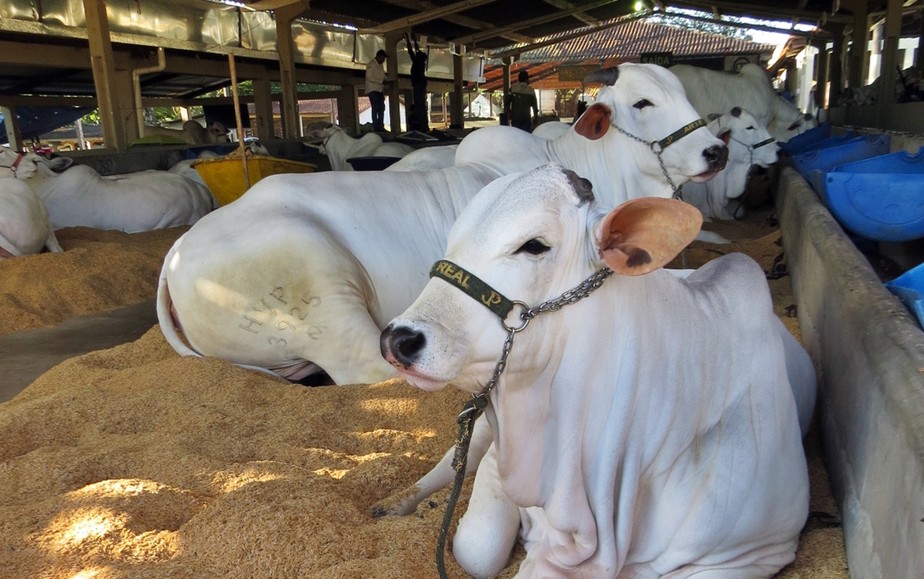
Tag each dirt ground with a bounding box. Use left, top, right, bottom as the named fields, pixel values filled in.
left=0, top=206, right=848, bottom=578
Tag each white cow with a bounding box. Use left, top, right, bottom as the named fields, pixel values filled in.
left=682, top=106, right=779, bottom=221
left=144, top=120, right=229, bottom=145
left=531, top=120, right=571, bottom=140
left=305, top=125, right=415, bottom=171
left=0, top=156, right=62, bottom=259
left=157, top=62, right=727, bottom=385
left=6, top=151, right=215, bottom=233
left=670, top=63, right=814, bottom=143
left=453, top=65, right=727, bottom=206
left=380, top=164, right=810, bottom=578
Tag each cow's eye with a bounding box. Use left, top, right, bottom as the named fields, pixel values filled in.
left=746, top=125, right=755, bottom=130
left=633, top=98, right=653, bottom=109
left=515, top=239, right=550, bottom=255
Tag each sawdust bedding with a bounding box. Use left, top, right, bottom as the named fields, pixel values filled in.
left=0, top=207, right=848, bottom=578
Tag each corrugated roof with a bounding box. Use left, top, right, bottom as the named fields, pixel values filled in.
left=506, top=18, right=777, bottom=63
left=478, top=17, right=777, bottom=92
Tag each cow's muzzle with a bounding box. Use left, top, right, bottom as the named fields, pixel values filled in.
left=704, top=143, right=729, bottom=172
left=380, top=324, right=426, bottom=369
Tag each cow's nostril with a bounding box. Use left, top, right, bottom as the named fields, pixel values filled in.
left=703, top=144, right=729, bottom=171
left=380, top=325, right=426, bottom=367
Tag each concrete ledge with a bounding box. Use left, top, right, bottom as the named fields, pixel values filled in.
left=778, top=166, right=924, bottom=579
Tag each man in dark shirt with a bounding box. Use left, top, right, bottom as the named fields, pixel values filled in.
left=405, top=32, right=429, bottom=132
left=505, top=70, right=539, bottom=132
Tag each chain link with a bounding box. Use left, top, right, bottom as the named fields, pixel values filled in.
left=438, top=265, right=615, bottom=578
left=608, top=121, right=682, bottom=200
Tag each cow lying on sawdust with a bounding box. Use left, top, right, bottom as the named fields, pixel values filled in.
left=381, top=164, right=812, bottom=578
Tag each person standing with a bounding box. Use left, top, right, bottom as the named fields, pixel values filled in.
left=505, top=70, right=539, bottom=132
left=405, top=32, right=429, bottom=132
left=365, top=49, right=388, bottom=132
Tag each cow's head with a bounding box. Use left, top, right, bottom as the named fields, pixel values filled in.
left=381, top=163, right=701, bottom=394
left=711, top=106, right=779, bottom=169
left=574, top=63, right=728, bottom=186
left=770, top=111, right=816, bottom=143
left=206, top=121, right=230, bottom=144
left=0, top=151, right=72, bottom=180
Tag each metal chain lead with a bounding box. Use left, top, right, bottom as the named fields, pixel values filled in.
left=608, top=121, right=683, bottom=200
left=436, top=266, right=614, bottom=579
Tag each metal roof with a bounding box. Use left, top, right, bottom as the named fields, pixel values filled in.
left=0, top=1, right=908, bottom=105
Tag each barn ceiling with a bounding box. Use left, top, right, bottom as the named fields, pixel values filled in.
left=0, top=0, right=912, bottom=106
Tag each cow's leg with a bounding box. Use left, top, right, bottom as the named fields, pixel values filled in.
left=44, top=230, right=63, bottom=253
left=776, top=317, right=816, bottom=437
left=372, top=416, right=493, bottom=516
left=298, top=292, right=396, bottom=385
left=452, top=443, right=520, bottom=579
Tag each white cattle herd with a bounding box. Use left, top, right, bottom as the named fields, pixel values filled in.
left=2, top=61, right=820, bottom=577
left=157, top=63, right=727, bottom=384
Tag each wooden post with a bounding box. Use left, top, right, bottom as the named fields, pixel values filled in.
left=847, top=0, right=869, bottom=91
left=228, top=54, right=251, bottom=188
left=386, top=31, right=403, bottom=135
left=878, top=0, right=903, bottom=116
left=274, top=4, right=307, bottom=139
left=814, top=40, right=830, bottom=110
left=829, top=23, right=846, bottom=107
left=252, top=78, right=275, bottom=140
left=450, top=53, right=464, bottom=129
left=83, top=0, right=127, bottom=150
left=1, top=106, right=23, bottom=151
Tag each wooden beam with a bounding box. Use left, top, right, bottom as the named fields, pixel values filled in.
left=452, top=0, right=622, bottom=47
left=542, top=0, right=601, bottom=27
left=239, top=0, right=307, bottom=9
left=360, top=0, right=498, bottom=34
left=378, top=0, right=531, bottom=44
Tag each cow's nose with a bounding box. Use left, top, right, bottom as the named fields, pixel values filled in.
left=380, top=324, right=426, bottom=368
left=703, top=144, right=729, bottom=171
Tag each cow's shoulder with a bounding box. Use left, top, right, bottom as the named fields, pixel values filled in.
left=684, top=252, right=773, bottom=318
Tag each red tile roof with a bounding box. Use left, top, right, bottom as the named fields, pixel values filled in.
left=478, top=17, right=777, bottom=92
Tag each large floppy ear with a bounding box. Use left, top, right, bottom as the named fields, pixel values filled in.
left=573, top=103, right=611, bottom=140
left=596, top=197, right=702, bottom=276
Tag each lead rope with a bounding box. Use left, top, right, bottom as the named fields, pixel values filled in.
left=432, top=262, right=614, bottom=579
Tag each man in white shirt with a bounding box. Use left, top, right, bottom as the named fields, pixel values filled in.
left=365, top=49, right=387, bottom=132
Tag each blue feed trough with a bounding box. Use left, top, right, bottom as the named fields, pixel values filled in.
left=821, top=148, right=924, bottom=242
left=885, top=262, right=924, bottom=328
left=779, top=123, right=833, bottom=156
left=792, top=134, right=891, bottom=178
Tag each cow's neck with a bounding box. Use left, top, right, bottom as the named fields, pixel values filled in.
left=547, top=132, right=676, bottom=207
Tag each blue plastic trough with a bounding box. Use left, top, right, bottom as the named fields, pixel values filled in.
left=779, top=123, right=833, bottom=156
left=885, top=261, right=924, bottom=328
left=819, top=147, right=924, bottom=242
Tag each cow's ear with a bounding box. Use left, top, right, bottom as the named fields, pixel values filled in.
left=718, top=129, right=732, bottom=144
left=573, top=103, right=611, bottom=140
left=596, top=197, right=702, bottom=276
left=48, top=156, right=74, bottom=172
